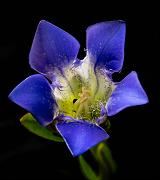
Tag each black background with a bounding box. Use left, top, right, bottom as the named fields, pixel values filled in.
left=0, top=1, right=159, bottom=179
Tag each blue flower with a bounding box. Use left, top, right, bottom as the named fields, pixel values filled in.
left=9, top=20, right=148, bottom=157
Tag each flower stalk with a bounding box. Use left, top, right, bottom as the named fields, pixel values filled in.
left=79, top=142, right=116, bottom=180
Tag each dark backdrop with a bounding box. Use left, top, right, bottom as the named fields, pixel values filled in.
left=0, top=1, right=159, bottom=179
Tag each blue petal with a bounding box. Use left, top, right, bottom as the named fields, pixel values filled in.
left=87, top=20, right=126, bottom=72
left=9, top=74, right=57, bottom=126
left=29, top=20, right=80, bottom=75
left=56, top=120, right=109, bottom=157
left=106, top=71, right=149, bottom=116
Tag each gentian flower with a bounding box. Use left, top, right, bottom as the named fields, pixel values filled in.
left=9, top=20, right=148, bottom=157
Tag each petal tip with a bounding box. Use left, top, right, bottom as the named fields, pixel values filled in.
left=106, top=71, right=149, bottom=116
left=56, top=121, right=109, bottom=157
left=8, top=74, right=56, bottom=126
left=37, top=20, right=57, bottom=30
left=29, top=19, right=80, bottom=75
left=86, top=20, right=126, bottom=72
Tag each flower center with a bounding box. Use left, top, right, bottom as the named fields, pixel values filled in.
left=53, top=57, right=115, bottom=122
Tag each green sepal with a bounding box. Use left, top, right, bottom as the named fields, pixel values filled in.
left=78, top=155, right=98, bottom=180
left=20, top=113, right=63, bottom=142
left=105, top=119, right=111, bottom=131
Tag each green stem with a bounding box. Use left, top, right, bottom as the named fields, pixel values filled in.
left=91, top=143, right=110, bottom=180
left=78, top=142, right=116, bottom=180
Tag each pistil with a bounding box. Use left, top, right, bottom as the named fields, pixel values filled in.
left=74, top=87, right=91, bottom=119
